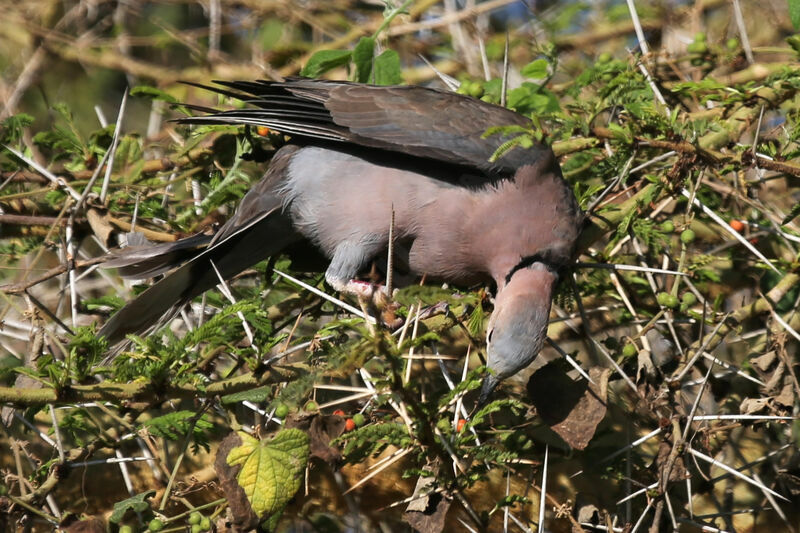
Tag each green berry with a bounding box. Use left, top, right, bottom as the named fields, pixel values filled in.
left=660, top=220, right=675, bottom=233
left=199, top=517, right=211, bottom=531
left=687, top=41, right=708, bottom=54
left=456, top=83, right=470, bottom=95
left=601, top=72, right=614, bottom=81
left=681, top=292, right=697, bottom=306
left=0, top=483, right=7, bottom=496
left=622, top=343, right=637, bottom=358
left=274, top=403, right=289, bottom=418
left=188, top=511, right=202, bottom=525
left=726, top=38, right=739, bottom=50
left=480, top=95, right=494, bottom=103
left=597, top=52, right=612, bottom=64
left=352, top=413, right=366, bottom=427
left=119, top=526, right=134, bottom=533
left=657, top=292, right=679, bottom=308
left=680, top=229, right=696, bottom=244
left=148, top=519, right=164, bottom=532
left=467, top=82, right=484, bottom=98
left=303, top=400, right=318, bottom=412
left=694, top=31, right=707, bottom=42
left=788, top=35, right=800, bottom=53
left=191, top=525, right=203, bottom=533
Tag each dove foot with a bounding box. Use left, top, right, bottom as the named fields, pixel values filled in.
left=330, top=278, right=396, bottom=308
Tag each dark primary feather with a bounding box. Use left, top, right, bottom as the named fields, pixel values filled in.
left=177, top=78, right=545, bottom=176
left=104, top=233, right=212, bottom=279
left=99, top=202, right=298, bottom=344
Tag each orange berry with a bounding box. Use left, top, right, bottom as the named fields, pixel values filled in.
left=332, top=409, right=345, bottom=417
left=345, top=418, right=356, bottom=431
left=457, top=419, right=467, bottom=432
left=729, top=219, right=745, bottom=232
left=256, top=126, right=271, bottom=136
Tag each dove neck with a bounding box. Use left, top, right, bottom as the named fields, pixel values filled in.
left=502, top=252, right=561, bottom=286
left=494, top=259, right=558, bottom=298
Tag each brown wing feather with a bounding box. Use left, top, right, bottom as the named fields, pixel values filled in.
left=177, top=78, right=547, bottom=177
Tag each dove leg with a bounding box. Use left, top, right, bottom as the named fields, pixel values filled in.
left=325, top=239, right=390, bottom=301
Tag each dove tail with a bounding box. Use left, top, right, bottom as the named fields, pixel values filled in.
left=99, top=209, right=299, bottom=346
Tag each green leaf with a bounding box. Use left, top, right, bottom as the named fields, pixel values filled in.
left=109, top=490, right=156, bottom=523
left=521, top=58, right=549, bottom=79
left=0, top=113, right=34, bottom=145
left=466, top=304, right=485, bottom=338
left=130, top=85, right=178, bottom=104
left=782, top=202, right=800, bottom=225
left=300, top=49, right=352, bottom=78
left=507, top=83, right=560, bottom=115
left=373, top=49, right=402, bottom=85
left=790, top=0, right=800, bottom=29
left=353, top=37, right=376, bottom=83
left=606, top=122, right=632, bottom=144
left=221, top=386, right=273, bottom=405
left=142, top=410, right=214, bottom=452
left=228, top=429, right=310, bottom=523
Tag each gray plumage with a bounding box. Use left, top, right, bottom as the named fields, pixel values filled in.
left=99, top=78, right=583, bottom=403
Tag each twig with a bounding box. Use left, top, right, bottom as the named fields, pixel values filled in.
left=731, top=0, right=754, bottom=64
left=100, top=90, right=129, bottom=204
left=537, top=444, right=549, bottom=533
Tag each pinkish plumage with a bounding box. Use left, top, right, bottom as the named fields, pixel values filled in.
left=100, top=78, right=583, bottom=401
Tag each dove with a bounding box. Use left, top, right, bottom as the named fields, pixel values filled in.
left=99, top=78, right=583, bottom=402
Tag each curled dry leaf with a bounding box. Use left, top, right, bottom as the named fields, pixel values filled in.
left=404, top=461, right=451, bottom=533
left=86, top=208, right=114, bottom=247
left=285, top=412, right=346, bottom=465
left=528, top=363, right=610, bottom=450
left=215, top=432, right=259, bottom=532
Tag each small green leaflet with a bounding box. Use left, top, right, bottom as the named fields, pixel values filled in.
left=353, top=37, right=376, bottom=83
left=782, top=202, right=800, bottom=225
left=373, top=49, right=402, bottom=85
left=109, top=490, right=156, bottom=523
left=521, top=58, right=549, bottom=79
left=300, top=49, right=352, bottom=78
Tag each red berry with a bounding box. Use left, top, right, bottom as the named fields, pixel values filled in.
left=457, top=419, right=467, bottom=432
left=332, top=409, right=345, bottom=417
left=345, top=418, right=356, bottom=431
left=729, top=219, right=745, bottom=232
left=256, top=126, right=271, bottom=136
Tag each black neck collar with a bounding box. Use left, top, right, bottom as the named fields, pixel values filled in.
left=505, top=252, right=562, bottom=285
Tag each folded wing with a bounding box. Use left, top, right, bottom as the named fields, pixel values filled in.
left=177, top=78, right=544, bottom=177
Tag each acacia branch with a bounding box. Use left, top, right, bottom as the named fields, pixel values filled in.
left=0, top=364, right=304, bottom=406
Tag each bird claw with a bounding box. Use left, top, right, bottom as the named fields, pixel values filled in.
left=340, top=280, right=397, bottom=307
left=336, top=280, right=404, bottom=328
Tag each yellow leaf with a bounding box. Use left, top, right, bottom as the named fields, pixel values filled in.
left=227, top=428, right=310, bottom=521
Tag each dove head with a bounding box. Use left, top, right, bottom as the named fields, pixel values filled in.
left=478, top=261, right=558, bottom=405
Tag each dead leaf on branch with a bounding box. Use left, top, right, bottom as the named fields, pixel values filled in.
left=285, top=412, right=346, bottom=465
left=528, top=364, right=610, bottom=450
left=216, top=429, right=309, bottom=531
left=404, top=461, right=452, bottom=533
